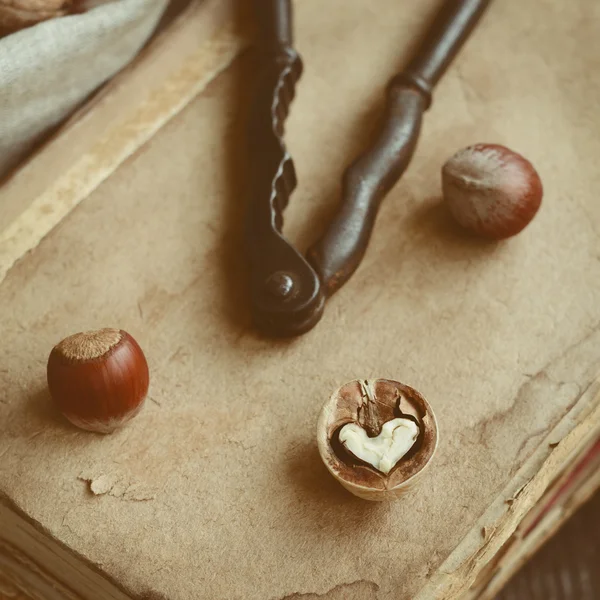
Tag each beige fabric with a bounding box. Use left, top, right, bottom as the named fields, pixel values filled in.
left=0, top=1, right=600, bottom=599
left=0, top=0, right=168, bottom=179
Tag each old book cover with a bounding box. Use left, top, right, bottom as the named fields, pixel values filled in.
left=1, top=0, right=599, bottom=599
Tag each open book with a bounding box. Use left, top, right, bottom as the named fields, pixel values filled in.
left=1, top=1, right=599, bottom=599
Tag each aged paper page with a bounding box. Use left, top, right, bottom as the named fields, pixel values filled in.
left=1, top=1, right=599, bottom=599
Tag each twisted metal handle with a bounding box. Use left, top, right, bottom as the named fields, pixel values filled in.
left=247, top=0, right=492, bottom=335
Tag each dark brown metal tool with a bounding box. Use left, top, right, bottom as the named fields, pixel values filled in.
left=247, top=0, right=491, bottom=336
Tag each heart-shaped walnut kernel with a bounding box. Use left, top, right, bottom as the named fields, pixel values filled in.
left=317, top=379, right=438, bottom=501
left=339, top=418, right=419, bottom=474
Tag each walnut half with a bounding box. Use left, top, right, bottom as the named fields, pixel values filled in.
left=317, top=379, right=438, bottom=501
left=0, top=0, right=73, bottom=37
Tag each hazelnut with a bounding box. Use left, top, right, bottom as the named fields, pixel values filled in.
left=47, top=328, right=149, bottom=433
left=441, top=144, right=543, bottom=239
left=317, top=379, right=438, bottom=501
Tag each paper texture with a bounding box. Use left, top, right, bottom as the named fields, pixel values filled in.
left=0, top=0, right=168, bottom=179
left=1, top=1, right=600, bottom=599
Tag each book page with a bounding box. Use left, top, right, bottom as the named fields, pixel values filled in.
left=1, top=1, right=599, bottom=599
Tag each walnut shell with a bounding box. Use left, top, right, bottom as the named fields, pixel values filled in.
left=0, top=0, right=71, bottom=36
left=317, top=379, right=438, bottom=501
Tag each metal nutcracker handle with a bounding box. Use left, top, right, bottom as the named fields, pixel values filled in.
left=247, top=0, right=491, bottom=336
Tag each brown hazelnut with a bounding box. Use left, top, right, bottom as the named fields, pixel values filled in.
left=47, top=328, right=149, bottom=433
left=442, top=143, right=543, bottom=240
left=317, top=379, right=438, bottom=501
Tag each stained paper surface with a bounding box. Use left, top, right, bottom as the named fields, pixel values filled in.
left=1, top=1, right=600, bottom=599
